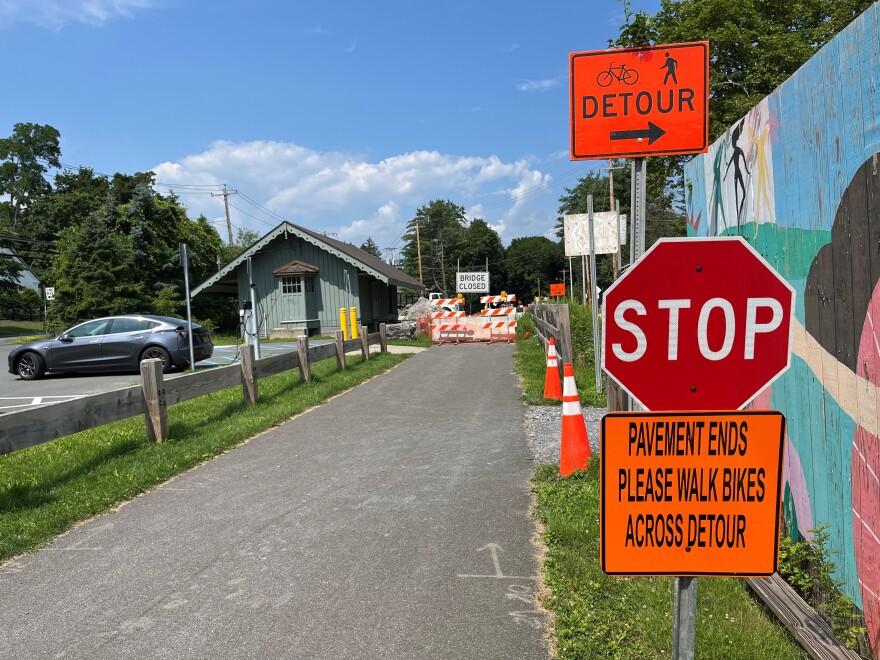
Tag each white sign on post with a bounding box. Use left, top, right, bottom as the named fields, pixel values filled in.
left=45, top=287, right=55, bottom=301
left=457, top=271, right=489, bottom=293
left=564, top=212, right=622, bottom=256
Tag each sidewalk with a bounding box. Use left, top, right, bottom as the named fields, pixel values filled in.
left=0, top=344, right=549, bottom=659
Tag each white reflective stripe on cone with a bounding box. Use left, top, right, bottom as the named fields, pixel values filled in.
left=562, top=400, right=581, bottom=416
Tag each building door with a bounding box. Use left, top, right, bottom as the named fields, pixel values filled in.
left=304, top=276, right=318, bottom=323
left=279, top=275, right=306, bottom=323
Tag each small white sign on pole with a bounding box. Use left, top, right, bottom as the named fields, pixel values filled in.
left=44, top=287, right=55, bottom=301
left=564, top=212, right=621, bottom=256
left=457, top=271, right=490, bottom=293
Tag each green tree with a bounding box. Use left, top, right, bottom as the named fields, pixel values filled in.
left=400, top=199, right=468, bottom=294
left=0, top=123, right=61, bottom=227
left=48, top=211, right=142, bottom=329
left=504, top=236, right=565, bottom=301
left=221, top=227, right=261, bottom=264
left=458, top=218, right=506, bottom=292
left=360, top=237, right=383, bottom=259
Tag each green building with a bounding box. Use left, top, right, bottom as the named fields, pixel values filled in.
left=192, top=221, right=423, bottom=336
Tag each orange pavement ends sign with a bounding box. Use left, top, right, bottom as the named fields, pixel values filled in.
left=570, top=42, right=709, bottom=160
left=550, top=283, right=566, bottom=297
left=600, top=410, right=785, bottom=577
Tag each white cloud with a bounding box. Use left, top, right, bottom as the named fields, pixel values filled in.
left=0, top=0, right=154, bottom=28
left=515, top=78, right=561, bottom=92
left=152, top=140, right=561, bottom=254
left=344, top=39, right=357, bottom=53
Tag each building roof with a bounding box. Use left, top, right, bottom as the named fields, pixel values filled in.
left=192, top=221, right=424, bottom=297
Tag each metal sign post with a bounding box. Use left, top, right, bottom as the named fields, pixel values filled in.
left=246, top=256, right=261, bottom=360
left=587, top=195, right=602, bottom=394
left=179, top=243, right=196, bottom=371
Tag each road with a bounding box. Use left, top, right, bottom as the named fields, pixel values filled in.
left=0, top=343, right=549, bottom=659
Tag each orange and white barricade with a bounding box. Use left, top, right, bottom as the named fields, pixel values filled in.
left=429, top=316, right=517, bottom=344
left=430, top=299, right=461, bottom=308
left=480, top=294, right=517, bottom=305
left=480, top=307, right=516, bottom=317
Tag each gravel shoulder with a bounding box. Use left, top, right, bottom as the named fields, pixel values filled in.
left=525, top=405, right=605, bottom=465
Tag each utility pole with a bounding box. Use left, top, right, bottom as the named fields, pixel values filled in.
left=439, top=237, right=446, bottom=295
left=211, top=184, right=238, bottom=246
left=416, top=218, right=423, bottom=284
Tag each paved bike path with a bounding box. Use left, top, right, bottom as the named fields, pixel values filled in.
left=0, top=344, right=549, bottom=659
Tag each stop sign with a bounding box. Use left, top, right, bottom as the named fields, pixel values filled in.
left=602, top=237, right=795, bottom=410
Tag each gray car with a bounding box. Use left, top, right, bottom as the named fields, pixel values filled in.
left=7, top=315, right=214, bottom=380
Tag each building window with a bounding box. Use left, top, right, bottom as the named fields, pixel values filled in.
left=305, top=276, right=315, bottom=293
left=282, top=276, right=302, bottom=294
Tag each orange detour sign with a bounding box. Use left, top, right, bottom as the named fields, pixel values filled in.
left=570, top=42, right=709, bottom=159
left=600, top=410, right=785, bottom=577
left=550, top=283, right=566, bottom=297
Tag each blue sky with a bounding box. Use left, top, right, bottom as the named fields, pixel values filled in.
left=1, top=0, right=660, bottom=256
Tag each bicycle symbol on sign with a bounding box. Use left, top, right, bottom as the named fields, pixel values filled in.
left=596, top=62, right=639, bottom=87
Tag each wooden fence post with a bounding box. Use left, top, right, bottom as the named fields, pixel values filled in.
left=335, top=330, right=346, bottom=370
left=240, top=343, right=258, bottom=404
left=140, top=358, right=168, bottom=442
left=361, top=325, right=369, bottom=360
left=556, top=304, right=573, bottom=367
left=379, top=323, right=388, bottom=353
left=298, top=335, right=311, bottom=381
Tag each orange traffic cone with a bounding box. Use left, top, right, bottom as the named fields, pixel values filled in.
left=560, top=362, right=591, bottom=477
left=543, top=337, right=562, bottom=400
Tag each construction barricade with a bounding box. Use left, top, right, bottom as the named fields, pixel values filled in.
left=429, top=311, right=516, bottom=344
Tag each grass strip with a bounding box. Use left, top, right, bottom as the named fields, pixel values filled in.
left=515, top=312, right=605, bottom=407
left=533, top=464, right=808, bottom=659
left=0, top=352, right=408, bottom=563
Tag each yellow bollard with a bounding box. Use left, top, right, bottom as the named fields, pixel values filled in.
left=339, top=307, right=349, bottom=340
left=350, top=307, right=359, bottom=339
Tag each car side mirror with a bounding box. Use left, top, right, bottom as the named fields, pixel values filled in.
left=58, top=334, right=73, bottom=343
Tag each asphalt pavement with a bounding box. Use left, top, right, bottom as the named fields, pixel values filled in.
left=0, top=343, right=550, bottom=659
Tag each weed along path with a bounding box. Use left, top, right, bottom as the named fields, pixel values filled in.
left=0, top=344, right=549, bottom=659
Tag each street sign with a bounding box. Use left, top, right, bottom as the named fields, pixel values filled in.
left=550, top=283, right=566, bottom=297
left=602, top=237, right=795, bottom=411
left=457, top=271, right=489, bottom=293
left=44, top=287, right=55, bottom=301
left=600, top=410, right=786, bottom=576
left=570, top=42, right=709, bottom=159
left=564, top=212, right=622, bottom=256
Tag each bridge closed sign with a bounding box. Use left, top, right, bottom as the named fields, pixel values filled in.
left=600, top=410, right=785, bottom=576
left=457, top=272, right=489, bottom=293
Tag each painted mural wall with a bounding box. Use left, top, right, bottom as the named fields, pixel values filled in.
left=683, top=5, right=880, bottom=652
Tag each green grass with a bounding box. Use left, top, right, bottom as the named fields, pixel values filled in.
left=533, top=464, right=808, bottom=659
left=388, top=332, right=432, bottom=348
left=0, top=320, right=44, bottom=337
left=0, top=351, right=409, bottom=563
left=515, top=312, right=606, bottom=407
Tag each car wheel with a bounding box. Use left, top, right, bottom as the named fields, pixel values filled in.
left=140, top=346, right=173, bottom=373
left=17, top=351, right=47, bottom=380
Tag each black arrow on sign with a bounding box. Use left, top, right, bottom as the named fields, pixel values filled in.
left=609, top=122, right=667, bottom=145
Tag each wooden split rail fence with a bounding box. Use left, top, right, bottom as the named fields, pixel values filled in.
left=0, top=325, right=388, bottom=455
left=529, top=304, right=573, bottom=368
